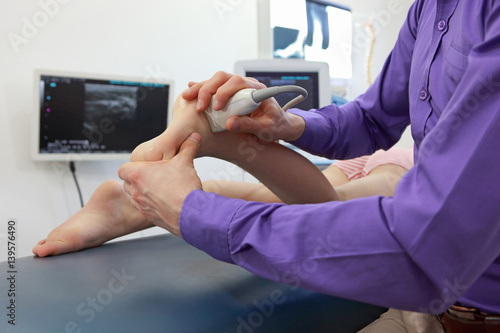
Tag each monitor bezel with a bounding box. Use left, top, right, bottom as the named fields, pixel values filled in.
left=234, top=59, right=331, bottom=109
left=32, top=69, right=175, bottom=162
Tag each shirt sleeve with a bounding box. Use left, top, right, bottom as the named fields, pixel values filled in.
left=180, top=1, right=500, bottom=314
left=286, top=1, right=423, bottom=160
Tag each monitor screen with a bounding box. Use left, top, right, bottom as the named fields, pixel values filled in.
left=33, top=70, right=174, bottom=161
left=269, top=0, right=353, bottom=80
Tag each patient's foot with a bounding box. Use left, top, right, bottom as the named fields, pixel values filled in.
left=130, top=96, right=217, bottom=162
left=33, top=180, right=152, bottom=257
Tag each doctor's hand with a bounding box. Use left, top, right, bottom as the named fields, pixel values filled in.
left=118, top=133, right=203, bottom=236
left=182, top=71, right=306, bottom=142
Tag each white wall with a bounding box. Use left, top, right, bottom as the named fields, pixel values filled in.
left=336, top=0, right=413, bottom=96
left=340, top=0, right=415, bottom=147
left=0, top=0, right=413, bottom=260
left=0, top=0, right=258, bottom=260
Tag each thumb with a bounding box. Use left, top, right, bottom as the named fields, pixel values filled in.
left=177, top=132, right=201, bottom=163
left=227, top=116, right=274, bottom=141
left=226, top=116, right=258, bottom=133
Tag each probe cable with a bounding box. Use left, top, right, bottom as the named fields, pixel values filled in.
left=251, top=85, right=308, bottom=111
left=69, top=161, right=85, bottom=208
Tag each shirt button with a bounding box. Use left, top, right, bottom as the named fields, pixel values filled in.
left=437, top=20, right=447, bottom=31
left=419, top=89, right=429, bottom=101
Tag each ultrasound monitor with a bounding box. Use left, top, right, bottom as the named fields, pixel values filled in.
left=234, top=59, right=331, bottom=110
left=32, top=70, right=174, bottom=161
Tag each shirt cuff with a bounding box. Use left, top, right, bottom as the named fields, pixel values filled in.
left=179, top=189, right=245, bottom=264
left=286, top=107, right=338, bottom=157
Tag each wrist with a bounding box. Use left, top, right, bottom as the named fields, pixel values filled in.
left=281, top=112, right=305, bottom=142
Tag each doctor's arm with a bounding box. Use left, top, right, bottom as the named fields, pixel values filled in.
left=174, top=5, right=500, bottom=312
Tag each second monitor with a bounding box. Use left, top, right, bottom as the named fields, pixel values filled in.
left=234, top=59, right=331, bottom=111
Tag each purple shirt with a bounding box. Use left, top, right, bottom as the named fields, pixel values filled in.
left=180, top=0, right=500, bottom=314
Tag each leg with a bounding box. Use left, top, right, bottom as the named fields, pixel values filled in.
left=357, top=308, right=407, bottom=333
left=321, top=164, right=351, bottom=187
left=335, top=164, right=408, bottom=201
left=332, top=146, right=414, bottom=201
left=358, top=308, right=444, bottom=333
left=33, top=180, right=152, bottom=257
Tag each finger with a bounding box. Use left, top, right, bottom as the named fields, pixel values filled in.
left=182, top=80, right=206, bottom=101
left=229, top=115, right=278, bottom=142
left=226, top=117, right=240, bottom=131
left=118, top=162, right=141, bottom=184
left=128, top=193, right=143, bottom=212
left=121, top=180, right=132, bottom=197
left=176, top=132, right=201, bottom=164
left=123, top=182, right=149, bottom=216
left=247, top=77, right=264, bottom=85
left=126, top=193, right=155, bottom=222
left=117, top=163, right=131, bottom=183
left=195, top=71, right=234, bottom=111
left=117, top=161, right=151, bottom=183
left=212, top=75, right=266, bottom=111
left=226, top=115, right=263, bottom=134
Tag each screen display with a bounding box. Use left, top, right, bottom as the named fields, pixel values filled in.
left=38, top=75, right=170, bottom=155
left=245, top=71, right=319, bottom=110
left=271, top=0, right=352, bottom=79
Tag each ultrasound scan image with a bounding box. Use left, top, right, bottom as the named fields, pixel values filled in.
left=83, top=83, right=138, bottom=133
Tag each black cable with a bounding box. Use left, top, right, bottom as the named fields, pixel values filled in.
left=69, top=161, right=85, bottom=208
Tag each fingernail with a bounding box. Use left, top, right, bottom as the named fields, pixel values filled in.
left=188, top=133, right=201, bottom=146
left=196, top=99, right=203, bottom=111
left=212, top=100, right=221, bottom=111
left=230, top=118, right=239, bottom=130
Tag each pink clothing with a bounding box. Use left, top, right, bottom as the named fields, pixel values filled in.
left=333, top=146, right=414, bottom=180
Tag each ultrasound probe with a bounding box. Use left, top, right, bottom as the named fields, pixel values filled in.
left=204, top=85, right=308, bottom=133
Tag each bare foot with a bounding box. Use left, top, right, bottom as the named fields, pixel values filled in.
left=33, top=180, right=152, bottom=257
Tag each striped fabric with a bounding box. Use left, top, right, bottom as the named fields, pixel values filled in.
left=333, top=146, right=414, bottom=180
